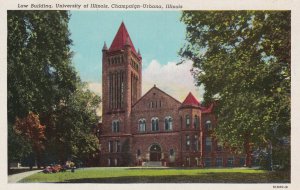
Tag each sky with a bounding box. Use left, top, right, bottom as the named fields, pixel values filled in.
left=69, top=11, right=204, bottom=102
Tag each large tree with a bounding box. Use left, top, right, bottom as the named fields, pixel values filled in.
left=180, top=11, right=290, bottom=168
left=7, top=10, right=78, bottom=123
left=15, top=112, right=46, bottom=168
left=45, top=83, right=100, bottom=165
left=7, top=11, right=101, bottom=167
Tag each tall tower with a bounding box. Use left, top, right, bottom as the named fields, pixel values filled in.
left=101, top=22, right=142, bottom=166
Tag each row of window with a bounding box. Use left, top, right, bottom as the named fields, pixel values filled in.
left=107, top=158, right=119, bottom=166
left=138, top=117, right=173, bottom=132
left=108, top=55, right=124, bottom=65
left=205, top=137, right=223, bottom=152
left=184, top=136, right=223, bottom=152
left=136, top=149, right=175, bottom=156
left=148, top=100, right=162, bottom=109
left=184, top=157, right=245, bottom=167
left=182, top=115, right=212, bottom=131
left=185, top=135, right=200, bottom=151
left=130, top=58, right=139, bottom=71
left=108, top=140, right=121, bottom=153
left=111, top=118, right=213, bottom=133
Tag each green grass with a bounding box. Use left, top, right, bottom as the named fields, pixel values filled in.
left=20, top=167, right=290, bottom=183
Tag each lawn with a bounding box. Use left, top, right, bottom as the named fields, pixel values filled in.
left=20, top=167, right=290, bottom=183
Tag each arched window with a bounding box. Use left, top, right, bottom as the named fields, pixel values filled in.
left=186, top=114, right=190, bottom=128
left=112, top=120, right=120, bottom=133
left=138, top=119, right=146, bottom=132
left=151, top=117, right=159, bottom=131
left=205, top=120, right=212, bottom=131
left=194, top=115, right=200, bottom=129
left=164, top=116, right=173, bottom=131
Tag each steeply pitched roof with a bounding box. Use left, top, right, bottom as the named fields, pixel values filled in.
left=109, top=22, right=137, bottom=55
left=182, top=92, right=200, bottom=107
left=132, top=85, right=181, bottom=109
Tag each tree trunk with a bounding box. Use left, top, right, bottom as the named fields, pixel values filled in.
left=244, top=135, right=252, bottom=167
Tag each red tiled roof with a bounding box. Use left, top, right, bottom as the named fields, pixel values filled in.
left=201, top=103, right=214, bottom=113
left=109, top=22, right=137, bottom=55
left=182, top=92, right=200, bottom=107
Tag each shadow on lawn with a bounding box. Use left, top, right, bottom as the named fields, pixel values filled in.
left=60, top=172, right=290, bottom=183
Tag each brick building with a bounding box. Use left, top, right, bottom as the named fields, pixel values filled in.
left=99, top=22, right=246, bottom=167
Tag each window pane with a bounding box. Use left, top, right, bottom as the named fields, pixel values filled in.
left=216, top=158, right=223, bottom=167
left=186, top=115, right=190, bottom=127
left=205, top=137, right=212, bottom=152
left=170, top=149, right=174, bottom=156
left=227, top=157, right=234, bottom=167
left=165, top=118, right=169, bottom=130
left=205, top=158, right=211, bottom=167
left=152, top=119, right=155, bottom=131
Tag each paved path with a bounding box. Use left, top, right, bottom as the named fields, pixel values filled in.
left=8, top=170, right=42, bottom=183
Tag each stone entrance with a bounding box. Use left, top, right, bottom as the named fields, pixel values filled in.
left=149, top=144, right=162, bottom=161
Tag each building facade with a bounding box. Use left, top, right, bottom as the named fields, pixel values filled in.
left=99, top=22, right=246, bottom=167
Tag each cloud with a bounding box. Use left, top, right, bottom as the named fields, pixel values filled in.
left=87, top=82, right=102, bottom=116
left=86, top=60, right=205, bottom=116
left=142, top=60, right=204, bottom=102
left=87, top=82, right=102, bottom=96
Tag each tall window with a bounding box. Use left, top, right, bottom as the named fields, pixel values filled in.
left=138, top=119, right=146, bottom=132
left=205, top=120, right=212, bottom=131
left=194, top=135, right=199, bottom=151
left=137, top=149, right=141, bottom=157
left=115, top=140, right=121, bottom=152
left=112, top=120, right=120, bottom=133
left=186, top=115, right=190, bottom=128
left=194, top=115, right=200, bottom=129
left=108, top=141, right=113, bottom=153
left=205, top=137, right=212, bottom=152
left=164, top=116, right=173, bottom=131
left=186, top=135, right=190, bottom=150
left=186, top=157, right=191, bottom=167
left=151, top=117, right=159, bottom=131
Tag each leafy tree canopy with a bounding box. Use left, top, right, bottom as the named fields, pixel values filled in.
left=7, top=10, right=78, bottom=123
left=7, top=11, right=101, bottom=167
left=180, top=11, right=290, bottom=154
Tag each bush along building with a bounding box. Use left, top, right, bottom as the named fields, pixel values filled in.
left=99, top=22, right=247, bottom=167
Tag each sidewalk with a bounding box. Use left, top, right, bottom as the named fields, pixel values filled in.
left=8, top=170, right=42, bottom=183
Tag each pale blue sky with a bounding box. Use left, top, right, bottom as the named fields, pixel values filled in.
left=69, top=11, right=186, bottom=83
left=69, top=11, right=204, bottom=101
